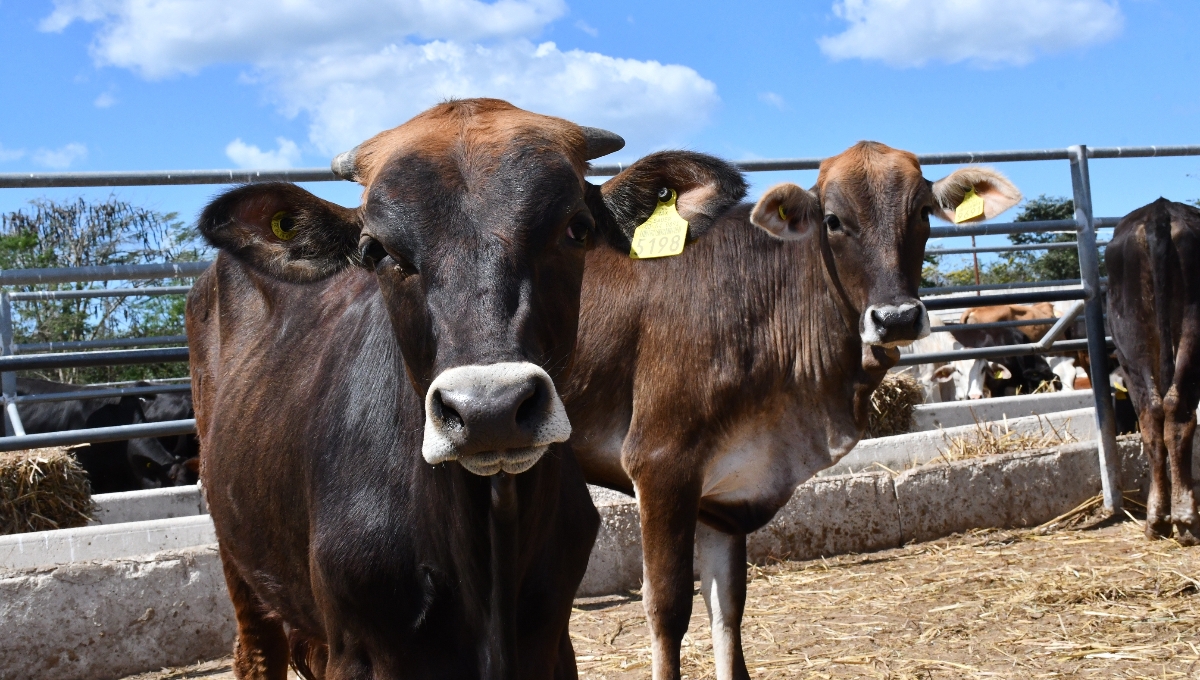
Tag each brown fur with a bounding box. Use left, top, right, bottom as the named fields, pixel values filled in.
left=191, top=99, right=746, bottom=680
left=1107, top=198, right=1200, bottom=545
left=563, top=141, right=952, bottom=680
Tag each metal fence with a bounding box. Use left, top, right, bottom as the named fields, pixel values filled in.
left=3, top=144, right=1199, bottom=512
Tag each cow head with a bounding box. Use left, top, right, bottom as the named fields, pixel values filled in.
left=198, top=99, right=744, bottom=476
left=749, top=141, right=1021, bottom=350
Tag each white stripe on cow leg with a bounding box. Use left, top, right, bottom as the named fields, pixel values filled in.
left=697, top=522, right=750, bottom=680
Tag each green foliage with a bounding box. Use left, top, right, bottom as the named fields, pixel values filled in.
left=0, top=197, right=206, bottom=384
left=921, top=195, right=1099, bottom=288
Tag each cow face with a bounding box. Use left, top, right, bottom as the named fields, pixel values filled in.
left=749, top=142, right=1021, bottom=349
left=198, top=99, right=744, bottom=476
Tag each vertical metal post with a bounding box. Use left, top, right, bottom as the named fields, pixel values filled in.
left=1069, top=145, right=1122, bottom=514
left=0, top=292, right=17, bottom=437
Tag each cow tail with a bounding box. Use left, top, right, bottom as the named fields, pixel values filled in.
left=1146, top=199, right=1176, bottom=392
left=288, top=630, right=326, bottom=680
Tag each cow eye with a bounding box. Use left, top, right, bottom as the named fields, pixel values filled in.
left=565, top=215, right=592, bottom=246
left=824, top=214, right=842, bottom=232
left=358, top=236, right=388, bottom=269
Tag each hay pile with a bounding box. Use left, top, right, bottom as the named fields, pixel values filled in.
left=936, top=416, right=1078, bottom=465
left=866, top=374, right=925, bottom=438
left=0, top=447, right=94, bottom=535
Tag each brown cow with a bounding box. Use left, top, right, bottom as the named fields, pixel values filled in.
left=1106, top=198, right=1200, bottom=544
left=960, top=302, right=1056, bottom=342
left=563, top=142, right=1021, bottom=680
left=960, top=302, right=1091, bottom=390
left=187, top=99, right=747, bottom=679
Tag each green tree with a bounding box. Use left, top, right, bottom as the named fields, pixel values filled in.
left=1004, top=195, right=1083, bottom=282
left=0, top=197, right=206, bottom=384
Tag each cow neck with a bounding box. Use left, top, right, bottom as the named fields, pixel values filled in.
left=483, top=472, right=519, bottom=680
left=783, top=227, right=863, bottom=388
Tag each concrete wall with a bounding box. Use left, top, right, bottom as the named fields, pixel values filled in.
left=825, top=407, right=1097, bottom=477
left=91, top=486, right=206, bottom=526
left=0, top=546, right=234, bottom=680
left=911, top=390, right=1096, bottom=431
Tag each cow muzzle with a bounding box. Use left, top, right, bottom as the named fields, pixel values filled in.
left=860, top=300, right=929, bottom=348
left=422, top=362, right=571, bottom=476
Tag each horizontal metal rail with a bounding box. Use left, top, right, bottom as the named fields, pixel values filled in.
left=0, top=347, right=188, bottom=371
left=86, top=377, right=190, bottom=387
left=929, top=241, right=1110, bottom=256
left=4, top=145, right=1198, bottom=188
left=13, top=383, right=193, bottom=405
left=0, top=169, right=337, bottom=188
left=896, top=337, right=1111, bottom=366
left=921, top=278, right=1086, bottom=295
left=927, top=318, right=1057, bottom=333
left=0, top=418, right=196, bottom=452
left=923, top=288, right=1087, bottom=311
left=16, top=335, right=188, bottom=353
left=0, top=262, right=210, bottom=286
left=930, top=219, right=1077, bottom=239
left=9, top=286, right=191, bottom=301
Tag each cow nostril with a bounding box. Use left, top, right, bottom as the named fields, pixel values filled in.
left=431, top=390, right=464, bottom=432
left=514, top=380, right=547, bottom=429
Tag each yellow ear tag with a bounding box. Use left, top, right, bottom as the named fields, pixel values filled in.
left=953, top=187, right=985, bottom=224
left=630, top=189, right=689, bottom=259
left=271, top=211, right=297, bottom=241
left=778, top=205, right=788, bottom=221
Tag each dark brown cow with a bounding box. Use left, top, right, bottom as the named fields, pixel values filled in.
left=563, top=142, right=1021, bottom=680
left=187, top=99, right=746, bottom=679
left=1106, top=197, right=1200, bottom=544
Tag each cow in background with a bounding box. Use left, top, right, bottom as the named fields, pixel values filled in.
left=895, top=316, right=991, bottom=401
left=563, top=142, right=1021, bottom=680
left=15, top=378, right=196, bottom=492
left=948, top=325, right=1059, bottom=396
left=960, top=302, right=1089, bottom=391
left=1106, top=198, right=1200, bottom=543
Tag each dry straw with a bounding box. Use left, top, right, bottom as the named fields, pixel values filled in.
left=0, top=446, right=94, bottom=535
left=866, top=374, right=925, bottom=439
left=936, top=414, right=1078, bottom=465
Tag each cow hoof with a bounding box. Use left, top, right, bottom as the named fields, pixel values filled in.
left=1146, top=518, right=1172, bottom=540
left=1174, top=522, right=1200, bottom=547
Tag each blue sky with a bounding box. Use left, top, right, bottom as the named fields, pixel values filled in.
left=0, top=0, right=1197, bottom=264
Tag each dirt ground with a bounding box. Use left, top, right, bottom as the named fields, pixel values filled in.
left=125, top=517, right=1200, bottom=680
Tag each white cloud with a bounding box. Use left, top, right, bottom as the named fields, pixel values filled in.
left=225, top=137, right=303, bottom=168
left=94, top=91, right=117, bottom=108
left=758, top=92, right=786, bottom=110
left=0, top=143, right=24, bottom=162
left=272, top=40, right=717, bottom=156
left=575, top=19, right=598, bottom=36
left=43, top=0, right=567, bottom=78
left=818, top=0, right=1123, bottom=68
left=32, top=143, right=88, bottom=169
left=43, top=0, right=717, bottom=156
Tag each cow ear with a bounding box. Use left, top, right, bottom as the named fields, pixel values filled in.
left=988, top=362, right=1013, bottom=380
left=931, top=365, right=958, bottom=383
left=589, top=151, right=747, bottom=248
left=930, top=167, right=1022, bottom=223
left=750, top=183, right=820, bottom=240
left=198, top=182, right=362, bottom=283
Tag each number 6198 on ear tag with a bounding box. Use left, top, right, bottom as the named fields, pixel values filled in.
left=630, top=189, right=689, bottom=259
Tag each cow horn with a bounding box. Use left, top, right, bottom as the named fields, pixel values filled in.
left=331, top=146, right=359, bottom=181
left=580, top=126, right=625, bottom=160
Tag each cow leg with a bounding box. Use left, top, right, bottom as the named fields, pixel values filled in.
left=696, top=522, right=749, bottom=680
left=220, top=547, right=290, bottom=680
left=1138, top=402, right=1171, bottom=540
left=635, top=476, right=700, bottom=680
left=1165, top=350, right=1200, bottom=544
